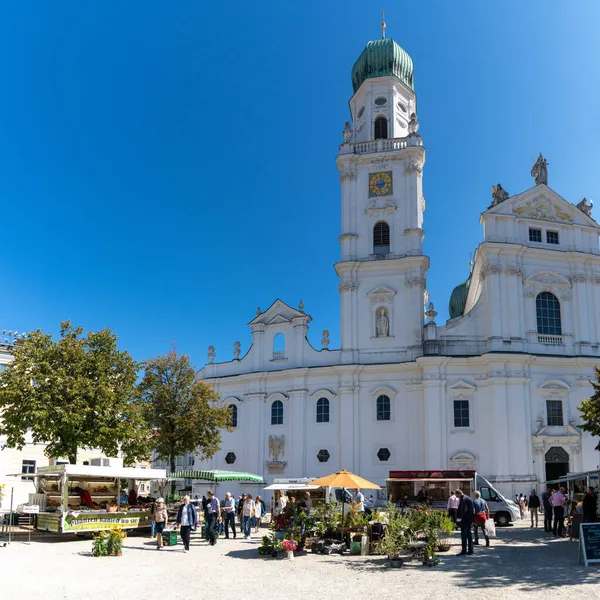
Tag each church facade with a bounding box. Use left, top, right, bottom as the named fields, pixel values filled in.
left=196, top=36, right=600, bottom=499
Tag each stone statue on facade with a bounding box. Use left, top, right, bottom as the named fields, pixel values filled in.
left=321, top=329, right=330, bottom=349
left=268, top=434, right=285, bottom=463
left=207, top=345, right=215, bottom=364
left=342, top=121, right=352, bottom=143
left=576, top=197, right=593, bottom=217
left=408, top=113, right=419, bottom=135
left=490, top=183, right=509, bottom=208
left=233, top=341, right=241, bottom=360
left=531, top=153, right=548, bottom=185
left=376, top=307, right=389, bottom=337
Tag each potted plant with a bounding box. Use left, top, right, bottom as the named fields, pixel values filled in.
left=281, top=539, right=297, bottom=560
left=374, top=503, right=411, bottom=567
left=92, top=532, right=108, bottom=557
left=106, top=526, right=127, bottom=556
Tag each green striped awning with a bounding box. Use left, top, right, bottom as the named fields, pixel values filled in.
left=166, top=469, right=264, bottom=483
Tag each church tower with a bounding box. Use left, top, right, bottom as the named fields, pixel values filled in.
left=335, top=30, right=429, bottom=363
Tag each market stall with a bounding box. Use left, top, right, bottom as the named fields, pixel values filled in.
left=166, top=469, right=264, bottom=504
left=25, top=464, right=167, bottom=534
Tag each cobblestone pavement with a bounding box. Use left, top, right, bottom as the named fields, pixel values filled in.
left=3, top=519, right=600, bottom=599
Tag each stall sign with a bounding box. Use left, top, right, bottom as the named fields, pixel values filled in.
left=62, top=511, right=152, bottom=533
left=579, top=523, right=600, bottom=566
left=36, top=513, right=60, bottom=532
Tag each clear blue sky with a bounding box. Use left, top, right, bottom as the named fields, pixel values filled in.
left=2, top=1, right=600, bottom=366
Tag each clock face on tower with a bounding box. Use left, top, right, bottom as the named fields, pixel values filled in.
left=369, top=171, right=393, bottom=197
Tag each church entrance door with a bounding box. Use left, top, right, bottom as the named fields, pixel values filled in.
left=544, top=446, right=569, bottom=482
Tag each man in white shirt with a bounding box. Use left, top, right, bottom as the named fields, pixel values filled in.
left=223, top=492, right=236, bottom=539
left=353, top=488, right=365, bottom=513
left=447, top=491, right=460, bottom=524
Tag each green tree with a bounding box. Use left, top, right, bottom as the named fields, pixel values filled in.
left=578, top=367, right=600, bottom=450
left=0, top=321, right=150, bottom=464
left=137, top=350, right=231, bottom=486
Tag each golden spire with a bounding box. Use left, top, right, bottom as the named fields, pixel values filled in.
left=381, top=10, right=386, bottom=40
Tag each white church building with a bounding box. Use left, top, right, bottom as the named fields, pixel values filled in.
left=196, top=35, right=600, bottom=499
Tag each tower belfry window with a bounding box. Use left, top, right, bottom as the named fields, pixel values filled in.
left=374, top=116, right=388, bottom=140
left=373, top=221, right=390, bottom=254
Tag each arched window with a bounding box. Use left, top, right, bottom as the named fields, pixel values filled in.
left=373, top=221, right=390, bottom=254
left=374, top=116, right=388, bottom=140
left=229, top=404, right=238, bottom=428
left=271, top=400, right=283, bottom=425
left=273, top=333, right=285, bottom=360
left=536, top=292, right=562, bottom=335
left=316, top=397, right=330, bottom=423
left=376, top=394, right=391, bottom=421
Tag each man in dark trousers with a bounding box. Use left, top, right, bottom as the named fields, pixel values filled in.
left=176, top=495, right=198, bottom=552
left=541, top=487, right=553, bottom=532
left=583, top=487, right=598, bottom=523
left=455, top=489, right=474, bottom=555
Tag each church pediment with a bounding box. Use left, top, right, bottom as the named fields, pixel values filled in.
left=486, top=185, right=598, bottom=228
left=513, top=194, right=573, bottom=223
left=447, top=380, right=477, bottom=392
left=249, top=299, right=311, bottom=327
left=368, top=285, right=396, bottom=303
left=267, top=315, right=291, bottom=325
left=525, top=271, right=570, bottom=288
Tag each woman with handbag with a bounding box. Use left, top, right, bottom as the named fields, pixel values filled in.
left=472, top=491, right=490, bottom=547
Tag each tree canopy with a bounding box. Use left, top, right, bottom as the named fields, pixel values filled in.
left=578, top=367, right=600, bottom=451
left=136, top=350, right=231, bottom=474
left=0, top=321, right=150, bottom=464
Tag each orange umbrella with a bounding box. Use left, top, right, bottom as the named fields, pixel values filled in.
left=310, top=470, right=381, bottom=526
left=310, top=469, right=381, bottom=490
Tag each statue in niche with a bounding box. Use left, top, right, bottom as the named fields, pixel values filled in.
left=376, top=307, right=389, bottom=337
left=531, top=153, right=548, bottom=185
left=577, top=197, right=593, bottom=217
left=268, top=435, right=285, bottom=463
left=490, top=183, right=509, bottom=207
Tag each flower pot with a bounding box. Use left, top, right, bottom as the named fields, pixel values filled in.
left=389, top=557, right=403, bottom=568
left=287, top=551, right=294, bottom=560
left=271, top=550, right=278, bottom=558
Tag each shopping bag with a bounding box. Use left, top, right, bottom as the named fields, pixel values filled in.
left=485, top=519, right=496, bottom=537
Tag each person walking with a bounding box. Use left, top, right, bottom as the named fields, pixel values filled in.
left=551, top=487, right=567, bottom=537
left=456, top=489, right=475, bottom=555
left=176, top=495, right=198, bottom=552
left=205, top=490, right=221, bottom=546
left=242, top=493, right=256, bottom=539
left=223, top=492, right=236, bottom=539
left=528, top=490, right=541, bottom=528
left=237, top=494, right=246, bottom=535
left=447, top=491, right=459, bottom=525
left=472, top=491, right=490, bottom=547
left=518, top=494, right=525, bottom=519
left=541, top=487, right=553, bottom=532
left=583, top=487, right=598, bottom=523
left=153, top=497, right=168, bottom=550
left=254, top=495, right=263, bottom=533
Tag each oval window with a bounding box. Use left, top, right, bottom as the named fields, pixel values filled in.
left=374, top=97, right=387, bottom=106
left=398, top=101, right=407, bottom=113
left=357, top=106, right=365, bottom=118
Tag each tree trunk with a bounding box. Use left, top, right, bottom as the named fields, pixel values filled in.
left=170, top=452, right=176, bottom=497
left=68, top=452, right=77, bottom=465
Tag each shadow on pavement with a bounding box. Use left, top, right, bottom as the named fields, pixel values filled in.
left=341, top=524, right=600, bottom=589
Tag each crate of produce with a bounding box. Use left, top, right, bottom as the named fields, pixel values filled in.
left=162, top=530, right=178, bottom=546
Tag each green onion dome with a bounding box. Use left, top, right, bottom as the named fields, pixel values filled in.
left=351, top=38, right=414, bottom=93
left=449, top=278, right=470, bottom=319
